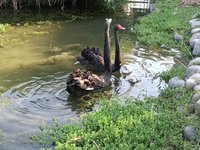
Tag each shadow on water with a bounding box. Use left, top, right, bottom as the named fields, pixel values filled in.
left=0, top=14, right=180, bottom=149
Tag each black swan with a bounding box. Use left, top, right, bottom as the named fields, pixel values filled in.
left=66, top=18, right=112, bottom=95
left=77, top=24, right=125, bottom=72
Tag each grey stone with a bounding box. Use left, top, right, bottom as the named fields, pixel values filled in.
left=192, top=33, right=200, bottom=39
left=186, top=73, right=200, bottom=90
left=176, top=93, right=182, bottom=99
left=195, top=99, right=200, bottom=115
left=186, top=66, right=200, bottom=78
left=189, top=38, right=200, bottom=48
left=183, top=125, right=197, bottom=140
left=189, top=57, right=200, bottom=66
left=186, top=78, right=197, bottom=90
left=192, top=41, right=200, bottom=56
left=174, top=34, right=183, bottom=41
left=194, top=85, right=200, bottom=92
left=191, top=28, right=200, bottom=34
left=192, top=92, right=200, bottom=102
left=177, top=105, right=186, bottom=113
left=189, top=18, right=200, bottom=28
left=168, top=77, right=185, bottom=88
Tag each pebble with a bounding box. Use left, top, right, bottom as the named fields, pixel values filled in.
left=183, top=125, right=196, bottom=140
left=188, top=57, right=200, bottom=66
left=195, top=99, right=200, bottom=115
left=191, top=28, right=200, bottom=34
left=174, top=34, right=183, bottom=41
left=168, top=77, right=185, bottom=88
left=189, top=38, right=200, bottom=48
left=186, top=73, right=200, bottom=90
left=189, top=18, right=200, bottom=28
left=186, top=65, right=200, bottom=78
left=192, top=41, right=200, bottom=56
left=194, top=85, right=200, bottom=92
left=192, top=92, right=200, bottom=102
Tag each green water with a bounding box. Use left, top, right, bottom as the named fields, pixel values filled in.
left=0, top=15, right=177, bottom=150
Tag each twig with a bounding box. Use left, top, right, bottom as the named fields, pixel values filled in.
left=91, top=140, right=100, bottom=150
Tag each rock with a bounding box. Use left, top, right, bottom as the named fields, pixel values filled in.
left=121, top=65, right=132, bottom=76
left=183, top=125, right=197, bottom=140
left=186, top=66, right=200, bottom=78
left=168, top=77, right=185, bottom=88
left=189, top=57, right=200, bottom=66
left=188, top=104, right=195, bottom=114
left=192, top=92, right=200, bottom=102
left=194, top=85, right=200, bottom=92
left=177, top=105, right=186, bottom=113
left=192, top=32, right=200, bottom=39
left=191, top=28, right=200, bottom=34
left=189, top=18, right=200, bottom=28
left=128, top=73, right=141, bottom=84
left=176, top=93, right=182, bottom=99
left=174, top=34, right=183, bottom=41
left=195, top=99, right=200, bottom=115
left=186, top=78, right=197, bottom=90
left=192, top=41, right=200, bottom=56
left=186, top=73, right=200, bottom=90
left=189, top=38, right=200, bottom=48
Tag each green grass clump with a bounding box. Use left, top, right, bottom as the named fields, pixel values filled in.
left=160, top=64, right=186, bottom=82
left=33, top=88, right=200, bottom=150
left=0, top=24, right=10, bottom=33
left=134, top=0, right=199, bottom=55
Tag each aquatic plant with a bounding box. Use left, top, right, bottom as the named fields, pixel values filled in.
left=0, top=24, right=10, bottom=33
left=32, top=88, right=200, bottom=149
left=0, top=129, right=8, bottom=145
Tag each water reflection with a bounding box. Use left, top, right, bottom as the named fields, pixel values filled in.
left=1, top=46, right=176, bottom=116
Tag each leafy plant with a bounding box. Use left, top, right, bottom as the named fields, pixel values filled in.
left=32, top=91, right=200, bottom=149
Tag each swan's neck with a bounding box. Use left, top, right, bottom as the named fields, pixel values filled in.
left=104, top=22, right=112, bottom=73
left=114, top=30, right=121, bottom=71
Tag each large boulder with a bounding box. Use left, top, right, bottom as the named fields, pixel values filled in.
left=189, top=57, right=200, bottom=66
left=186, top=66, right=200, bottom=78
left=186, top=73, right=200, bottom=90
left=168, top=77, right=185, bottom=88
left=192, top=41, right=200, bottom=56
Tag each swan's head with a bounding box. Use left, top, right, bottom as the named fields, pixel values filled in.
left=105, top=18, right=112, bottom=30
left=115, top=24, right=125, bottom=31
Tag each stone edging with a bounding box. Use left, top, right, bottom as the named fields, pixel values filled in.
left=168, top=16, right=200, bottom=141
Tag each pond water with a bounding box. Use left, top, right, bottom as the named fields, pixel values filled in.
left=0, top=14, right=179, bottom=149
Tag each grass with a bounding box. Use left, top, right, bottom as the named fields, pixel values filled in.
left=160, top=64, right=186, bottom=82
left=32, top=88, right=200, bottom=150
left=134, top=0, right=199, bottom=58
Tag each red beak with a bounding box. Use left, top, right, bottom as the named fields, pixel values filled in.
left=118, top=25, right=125, bottom=30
